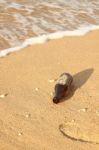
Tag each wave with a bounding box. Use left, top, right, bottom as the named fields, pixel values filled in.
left=0, top=25, right=99, bottom=57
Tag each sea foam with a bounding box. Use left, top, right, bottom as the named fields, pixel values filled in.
left=0, top=0, right=99, bottom=57
left=0, top=25, right=99, bottom=57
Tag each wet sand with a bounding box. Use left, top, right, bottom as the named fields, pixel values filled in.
left=0, top=30, right=99, bottom=149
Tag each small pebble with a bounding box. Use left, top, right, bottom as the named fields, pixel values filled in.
left=96, top=110, right=99, bottom=116
left=64, top=119, right=75, bottom=123
left=48, top=79, right=55, bottom=83
left=25, top=114, right=31, bottom=118
left=18, top=132, right=23, bottom=136
left=35, top=88, right=39, bottom=91
left=0, top=94, right=8, bottom=98
left=71, top=119, right=75, bottom=123
left=78, top=108, right=88, bottom=112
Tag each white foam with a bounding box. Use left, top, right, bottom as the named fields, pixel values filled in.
left=7, top=2, right=23, bottom=8
left=0, top=0, right=99, bottom=55
left=0, top=25, right=99, bottom=57
left=48, top=25, right=99, bottom=39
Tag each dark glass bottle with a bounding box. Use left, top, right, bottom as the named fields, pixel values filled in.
left=53, top=73, right=73, bottom=104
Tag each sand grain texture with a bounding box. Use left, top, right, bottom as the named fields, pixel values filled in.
left=0, top=30, right=99, bottom=150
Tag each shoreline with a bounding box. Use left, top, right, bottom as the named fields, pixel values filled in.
left=0, top=29, right=99, bottom=150
left=0, top=25, right=99, bottom=57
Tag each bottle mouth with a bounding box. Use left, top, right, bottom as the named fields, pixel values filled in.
left=53, top=97, right=59, bottom=104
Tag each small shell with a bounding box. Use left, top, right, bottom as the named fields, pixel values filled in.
left=78, top=108, right=88, bottom=112
left=48, top=79, right=55, bottom=83
left=0, top=94, right=8, bottom=98
left=18, top=132, right=23, bottom=136
left=71, top=119, right=75, bottom=123
left=96, top=110, right=99, bottom=116
left=25, top=114, right=31, bottom=118
left=35, top=88, right=39, bottom=91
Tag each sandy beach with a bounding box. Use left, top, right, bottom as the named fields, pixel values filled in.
left=0, top=30, right=99, bottom=149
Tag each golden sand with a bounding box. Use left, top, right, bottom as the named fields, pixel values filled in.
left=0, top=30, right=99, bottom=149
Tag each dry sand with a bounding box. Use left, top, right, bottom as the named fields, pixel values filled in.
left=0, top=30, right=99, bottom=150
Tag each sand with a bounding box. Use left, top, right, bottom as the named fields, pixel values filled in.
left=0, top=30, right=99, bottom=150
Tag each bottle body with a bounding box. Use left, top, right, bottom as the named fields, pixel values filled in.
left=53, top=73, right=73, bottom=104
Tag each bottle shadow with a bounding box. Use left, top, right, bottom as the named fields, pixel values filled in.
left=60, top=68, right=94, bottom=103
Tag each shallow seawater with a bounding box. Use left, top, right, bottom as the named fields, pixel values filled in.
left=0, top=0, right=99, bottom=56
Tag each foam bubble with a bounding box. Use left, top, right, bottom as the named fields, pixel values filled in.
left=0, top=25, right=99, bottom=57
left=0, top=0, right=99, bottom=56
